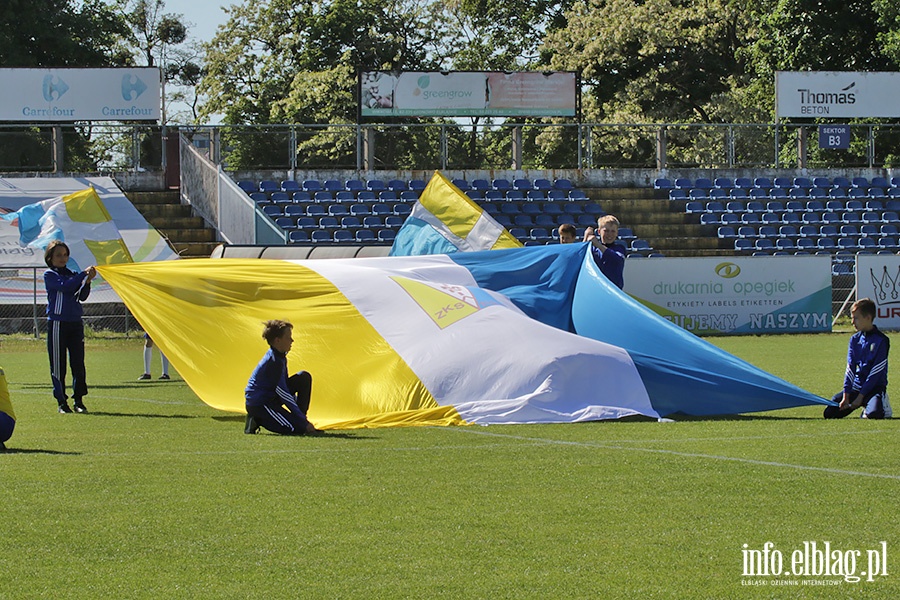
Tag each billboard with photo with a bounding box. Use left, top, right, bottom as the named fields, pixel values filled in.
left=857, top=254, right=900, bottom=330
left=776, top=71, right=900, bottom=118
left=624, top=256, right=832, bottom=335
left=360, top=71, right=577, bottom=117
left=0, top=68, right=161, bottom=122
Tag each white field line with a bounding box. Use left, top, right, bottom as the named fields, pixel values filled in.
left=447, top=427, right=900, bottom=481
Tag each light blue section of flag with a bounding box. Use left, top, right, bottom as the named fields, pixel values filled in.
left=390, top=217, right=459, bottom=256
left=447, top=243, right=831, bottom=417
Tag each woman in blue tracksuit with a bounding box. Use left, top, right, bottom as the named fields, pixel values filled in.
left=44, top=241, right=96, bottom=414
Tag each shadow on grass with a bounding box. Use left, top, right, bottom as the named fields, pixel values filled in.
left=211, top=416, right=378, bottom=439
left=88, top=411, right=198, bottom=420
left=18, top=382, right=182, bottom=391
left=1, top=447, right=80, bottom=455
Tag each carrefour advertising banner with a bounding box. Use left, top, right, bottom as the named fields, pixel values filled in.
left=624, top=256, right=832, bottom=335
left=857, top=254, right=900, bottom=330
left=0, top=68, right=161, bottom=122
left=776, top=71, right=900, bottom=118
left=360, top=71, right=577, bottom=117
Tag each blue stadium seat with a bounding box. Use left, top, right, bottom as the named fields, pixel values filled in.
left=328, top=205, right=349, bottom=217
left=769, top=188, right=788, bottom=201
left=737, top=226, right=756, bottom=238
left=452, top=178, right=470, bottom=191
left=785, top=200, right=804, bottom=213
left=367, top=179, right=386, bottom=192
left=306, top=205, right=326, bottom=217
left=808, top=189, right=827, bottom=202
left=700, top=213, right=719, bottom=226
left=346, top=179, right=366, bottom=193
left=350, top=203, right=371, bottom=216
left=779, top=225, right=798, bottom=238
left=669, top=189, right=688, bottom=201
left=514, top=215, right=535, bottom=227
left=513, top=178, right=533, bottom=191
left=341, top=216, right=361, bottom=229
left=387, top=179, right=408, bottom=192
left=841, top=212, right=861, bottom=224
left=535, top=214, right=555, bottom=227
left=801, top=213, right=822, bottom=225
left=322, top=179, right=343, bottom=192
left=508, top=227, right=528, bottom=240
left=883, top=211, right=900, bottom=223
left=653, top=178, right=674, bottom=189
left=618, top=227, right=636, bottom=240
left=393, top=204, right=412, bottom=216
left=793, top=177, right=812, bottom=189
left=262, top=205, right=282, bottom=217
left=689, top=189, right=708, bottom=201
left=761, top=213, right=780, bottom=225
left=484, top=190, right=504, bottom=202
left=832, top=176, right=852, bottom=189
left=729, top=188, right=748, bottom=201
left=694, top=178, right=714, bottom=190
left=500, top=203, right=520, bottom=215
left=749, top=189, right=768, bottom=201
left=290, top=191, right=309, bottom=204
left=554, top=178, right=574, bottom=191
left=466, top=190, right=485, bottom=200
left=705, top=201, right=725, bottom=214
left=564, top=203, right=585, bottom=215
left=275, top=217, right=294, bottom=229
left=860, top=224, right=879, bottom=238
left=318, top=216, right=339, bottom=229
left=355, top=230, right=376, bottom=243
left=806, top=199, right=825, bottom=212
left=839, top=224, right=859, bottom=237
left=250, top=193, right=269, bottom=205
left=725, top=201, right=743, bottom=213
left=755, top=239, right=774, bottom=252
left=568, top=189, right=588, bottom=200
left=812, top=176, right=831, bottom=189
left=377, top=229, right=396, bottom=243
left=741, top=213, right=761, bottom=226
left=314, top=191, right=333, bottom=203
left=849, top=188, right=867, bottom=200
left=470, top=179, right=491, bottom=191
left=709, top=189, right=729, bottom=201
left=631, top=239, right=653, bottom=252
left=867, top=200, right=885, bottom=212
left=302, top=179, right=323, bottom=192
left=260, top=180, right=280, bottom=193
left=880, top=224, right=899, bottom=236
left=334, top=191, right=355, bottom=203
left=237, top=180, right=257, bottom=194
left=798, top=225, right=817, bottom=238
left=766, top=201, right=784, bottom=213
left=788, top=189, right=808, bottom=201
left=714, top=177, right=733, bottom=189
left=542, top=202, right=563, bottom=216
left=735, top=238, right=754, bottom=252
left=753, top=177, right=772, bottom=189
left=861, top=211, right=882, bottom=224
left=492, top=178, right=512, bottom=191
left=852, top=177, right=869, bottom=188
left=773, top=176, right=793, bottom=189
left=378, top=191, right=399, bottom=203
left=385, top=215, right=404, bottom=228
left=721, top=213, right=739, bottom=226
left=796, top=238, right=815, bottom=251
left=270, top=192, right=291, bottom=204
left=408, top=179, right=427, bottom=192
left=533, top=178, right=553, bottom=191
left=837, top=237, right=859, bottom=251
left=530, top=228, right=550, bottom=241
left=370, top=203, right=391, bottom=216
left=400, top=191, right=419, bottom=202
left=868, top=188, right=886, bottom=200
left=817, top=238, right=836, bottom=251
left=296, top=217, right=316, bottom=229
left=506, top=190, right=525, bottom=202
left=284, top=205, right=305, bottom=218
left=311, top=230, right=330, bottom=243
left=526, top=190, right=545, bottom=202
left=734, top=177, right=753, bottom=190
left=334, top=230, right=354, bottom=243
left=758, top=225, right=778, bottom=238
left=878, top=237, right=899, bottom=250
left=288, top=230, right=309, bottom=243
left=674, top=178, right=693, bottom=189
left=775, top=239, right=795, bottom=251
left=718, top=226, right=737, bottom=239
left=521, top=203, right=541, bottom=216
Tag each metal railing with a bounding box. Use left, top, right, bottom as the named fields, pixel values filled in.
left=4, top=121, right=900, bottom=173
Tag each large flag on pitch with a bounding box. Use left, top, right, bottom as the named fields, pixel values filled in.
left=390, top=171, right=522, bottom=256
left=98, top=244, right=830, bottom=429
left=2, top=187, right=133, bottom=270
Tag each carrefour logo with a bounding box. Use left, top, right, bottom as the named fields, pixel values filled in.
left=42, top=75, right=69, bottom=101
left=715, top=262, right=741, bottom=278
left=121, top=74, right=148, bottom=100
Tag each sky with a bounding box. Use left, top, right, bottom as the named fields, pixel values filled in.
left=162, top=0, right=233, bottom=45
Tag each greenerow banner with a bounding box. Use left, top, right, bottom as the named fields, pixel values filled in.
left=360, top=71, right=577, bottom=117
left=0, top=68, right=161, bottom=122
left=776, top=71, right=900, bottom=119
left=624, top=256, right=832, bottom=335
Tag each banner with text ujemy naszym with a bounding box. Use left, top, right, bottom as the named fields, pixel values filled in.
left=624, top=256, right=832, bottom=335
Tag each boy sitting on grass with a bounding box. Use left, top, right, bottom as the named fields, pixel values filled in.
left=244, top=319, right=322, bottom=435
left=824, top=298, right=891, bottom=419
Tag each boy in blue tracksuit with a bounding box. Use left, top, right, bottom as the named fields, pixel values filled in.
left=584, top=215, right=627, bottom=289
left=824, top=298, right=891, bottom=419
left=244, top=319, right=321, bottom=435
left=44, top=241, right=96, bottom=414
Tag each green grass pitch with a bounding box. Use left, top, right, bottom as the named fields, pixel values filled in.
left=0, top=333, right=898, bottom=599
